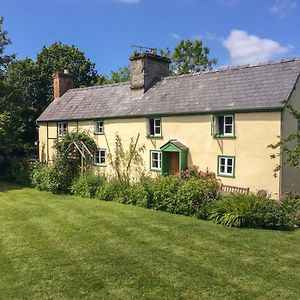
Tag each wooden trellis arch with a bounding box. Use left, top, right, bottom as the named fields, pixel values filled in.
left=65, top=141, right=93, bottom=173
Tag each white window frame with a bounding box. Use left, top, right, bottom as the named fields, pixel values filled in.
left=94, top=148, right=106, bottom=166
left=218, top=156, right=235, bottom=177
left=150, top=150, right=162, bottom=171
left=58, top=122, right=67, bottom=136
left=212, top=114, right=234, bottom=137
left=94, top=120, right=104, bottom=134
left=148, top=118, right=162, bottom=137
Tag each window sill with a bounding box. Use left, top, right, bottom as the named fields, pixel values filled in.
left=94, top=164, right=106, bottom=167
left=217, top=173, right=235, bottom=178
left=94, top=132, right=104, bottom=135
left=150, top=168, right=161, bottom=172
left=213, top=135, right=236, bottom=139
left=147, top=135, right=163, bottom=139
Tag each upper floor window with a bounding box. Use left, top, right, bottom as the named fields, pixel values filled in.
left=147, top=118, right=161, bottom=137
left=94, top=148, right=106, bottom=166
left=58, top=122, right=67, bottom=136
left=95, top=120, right=104, bottom=134
left=298, top=119, right=300, bottom=131
left=212, top=114, right=234, bottom=137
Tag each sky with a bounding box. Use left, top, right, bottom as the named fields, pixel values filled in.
left=1, top=0, right=300, bottom=75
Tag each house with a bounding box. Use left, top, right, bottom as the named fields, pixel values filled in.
left=37, top=52, right=300, bottom=199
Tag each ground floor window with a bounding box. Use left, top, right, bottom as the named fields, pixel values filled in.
left=218, top=156, right=235, bottom=177
left=150, top=151, right=162, bottom=171
left=94, top=149, right=106, bottom=166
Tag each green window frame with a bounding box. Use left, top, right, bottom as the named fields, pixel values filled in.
left=147, top=117, right=162, bottom=137
left=94, top=148, right=106, bottom=166
left=150, top=150, right=162, bottom=171
left=94, top=120, right=104, bottom=135
left=212, top=114, right=235, bottom=138
left=57, top=122, right=67, bottom=136
left=217, top=155, right=235, bottom=178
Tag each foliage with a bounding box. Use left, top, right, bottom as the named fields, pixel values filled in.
left=107, top=66, right=130, bottom=84
left=108, top=133, right=145, bottom=184
left=209, top=194, right=296, bottom=229
left=160, top=39, right=217, bottom=75
left=269, top=102, right=300, bottom=175
left=176, top=178, right=219, bottom=216
left=0, top=16, right=15, bottom=75
left=71, top=173, right=106, bottom=198
left=152, top=175, right=181, bottom=211
left=281, top=193, right=300, bottom=226
left=96, top=179, right=124, bottom=202
left=31, top=131, right=97, bottom=194
left=31, top=163, right=54, bottom=191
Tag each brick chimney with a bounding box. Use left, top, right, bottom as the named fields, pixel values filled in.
left=53, top=69, right=74, bottom=98
left=130, top=52, right=170, bottom=97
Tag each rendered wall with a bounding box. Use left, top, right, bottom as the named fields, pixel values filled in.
left=281, top=78, right=300, bottom=194
left=38, top=111, right=281, bottom=198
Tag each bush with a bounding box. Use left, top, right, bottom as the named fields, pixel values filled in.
left=152, top=175, right=181, bottom=212
left=71, top=174, right=106, bottom=198
left=209, top=194, right=295, bottom=229
left=281, top=193, right=300, bottom=227
left=175, top=178, right=219, bottom=216
left=31, top=163, right=54, bottom=191
left=96, top=179, right=124, bottom=202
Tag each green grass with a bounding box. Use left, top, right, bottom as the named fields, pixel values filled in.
left=0, top=183, right=300, bottom=299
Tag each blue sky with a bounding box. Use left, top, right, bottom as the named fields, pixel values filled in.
left=2, top=0, right=300, bottom=75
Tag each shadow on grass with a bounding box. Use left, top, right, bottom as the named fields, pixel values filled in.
left=0, top=181, right=27, bottom=193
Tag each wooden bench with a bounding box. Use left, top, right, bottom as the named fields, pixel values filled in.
left=219, top=184, right=250, bottom=195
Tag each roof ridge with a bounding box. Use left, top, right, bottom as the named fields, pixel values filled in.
left=163, top=56, right=300, bottom=81
left=70, top=81, right=130, bottom=92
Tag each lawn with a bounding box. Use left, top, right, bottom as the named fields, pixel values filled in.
left=0, top=183, right=299, bottom=299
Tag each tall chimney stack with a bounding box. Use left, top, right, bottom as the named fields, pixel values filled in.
left=130, top=52, right=170, bottom=97
left=53, top=69, right=74, bottom=98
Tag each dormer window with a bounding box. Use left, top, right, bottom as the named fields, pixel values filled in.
left=147, top=118, right=162, bottom=137
left=94, top=120, right=104, bottom=134
left=58, top=122, right=67, bottom=136
left=212, top=114, right=234, bottom=137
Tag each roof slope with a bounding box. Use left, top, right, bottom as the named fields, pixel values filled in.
left=37, top=58, right=300, bottom=122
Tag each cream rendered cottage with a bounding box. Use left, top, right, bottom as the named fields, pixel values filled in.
left=37, top=53, right=300, bottom=199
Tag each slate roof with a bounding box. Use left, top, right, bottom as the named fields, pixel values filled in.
left=37, top=58, right=300, bottom=122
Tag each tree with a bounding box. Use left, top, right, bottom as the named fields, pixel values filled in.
left=36, top=42, right=99, bottom=105
left=107, top=66, right=130, bottom=84
left=160, top=39, right=217, bottom=75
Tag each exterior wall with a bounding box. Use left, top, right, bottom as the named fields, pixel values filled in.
left=38, top=111, right=281, bottom=198
left=281, top=78, right=300, bottom=194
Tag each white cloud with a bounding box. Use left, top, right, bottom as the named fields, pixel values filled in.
left=270, top=0, right=297, bottom=17
left=223, top=29, right=293, bottom=65
left=169, top=33, right=181, bottom=40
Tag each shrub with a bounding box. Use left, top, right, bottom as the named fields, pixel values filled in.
left=152, top=175, right=181, bottom=212
left=31, top=163, right=54, bottom=191
left=209, top=194, right=295, bottom=229
left=175, top=178, right=219, bottom=216
left=96, top=179, right=124, bottom=202
left=281, top=193, right=300, bottom=227
left=71, top=174, right=106, bottom=198
left=118, top=177, right=155, bottom=208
